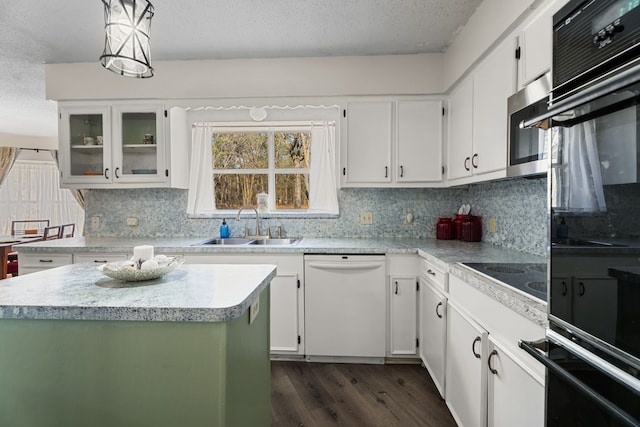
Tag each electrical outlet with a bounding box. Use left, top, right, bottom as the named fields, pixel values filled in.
left=90, top=215, right=100, bottom=231
left=126, top=217, right=139, bottom=226
left=249, top=297, right=260, bottom=325
left=360, top=211, right=373, bottom=224
left=489, top=217, right=497, bottom=233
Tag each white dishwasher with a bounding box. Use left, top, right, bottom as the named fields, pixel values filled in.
left=304, top=254, right=386, bottom=363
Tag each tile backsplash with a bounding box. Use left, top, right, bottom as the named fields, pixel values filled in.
left=84, top=177, right=548, bottom=256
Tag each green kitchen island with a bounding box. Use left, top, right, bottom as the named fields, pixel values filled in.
left=0, top=262, right=276, bottom=427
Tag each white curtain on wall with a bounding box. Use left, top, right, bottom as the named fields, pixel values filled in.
left=309, top=123, right=339, bottom=214
left=0, top=160, right=85, bottom=235
left=187, top=124, right=215, bottom=215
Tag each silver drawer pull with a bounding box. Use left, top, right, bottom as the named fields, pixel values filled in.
left=426, top=269, right=436, bottom=276
left=39, top=259, right=54, bottom=263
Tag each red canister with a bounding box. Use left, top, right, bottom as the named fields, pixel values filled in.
left=436, top=218, right=454, bottom=240
left=460, top=216, right=482, bottom=242
left=454, top=214, right=468, bottom=240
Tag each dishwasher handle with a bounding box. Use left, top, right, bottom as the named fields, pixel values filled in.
left=306, top=262, right=384, bottom=271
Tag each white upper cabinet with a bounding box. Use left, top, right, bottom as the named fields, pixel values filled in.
left=447, top=37, right=517, bottom=184
left=447, top=78, right=474, bottom=181
left=343, top=101, right=393, bottom=185
left=342, top=98, right=443, bottom=187
left=59, top=102, right=189, bottom=189
left=396, top=99, right=443, bottom=183
left=472, top=37, right=517, bottom=177
left=517, top=0, right=570, bottom=88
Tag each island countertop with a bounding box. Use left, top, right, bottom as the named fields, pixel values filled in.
left=0, top=263, right=276, bottom=322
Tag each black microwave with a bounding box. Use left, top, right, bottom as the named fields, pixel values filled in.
left=552, top=0, right=640, bottom=106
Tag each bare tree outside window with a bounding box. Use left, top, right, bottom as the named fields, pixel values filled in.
left=212, top=128, right=311, bottom=210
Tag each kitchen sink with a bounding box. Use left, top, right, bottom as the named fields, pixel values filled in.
left=249, top=238, right=300, bottom=246
left=193, top=237, right=300, bottom=246
left=193, top=238, right=254, bottom=246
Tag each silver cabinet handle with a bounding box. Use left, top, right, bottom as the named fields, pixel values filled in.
left=426, top=269, right=436, bottom=276
left=464, top=157, right=470, bottom=171
left=472, top=153, right=479, bottom=168
left=488, top=349, right=498, bottom=374
left=115, top=167, right=120, bottom=179
left=400, top=165, right=404, bottom=177
left=472, top=336, right=482, bottom=359
left=562, top=280, right=568, bottom=296
left=394, top=281, right=399, bottom=295
left=384, top=166, right=388, bottom=178
left=104, top=168, right=109, bottom=179
left=435, top=301, right=443, bottom=318
left=579, top=281, right=586, bottom=296
left=39, top=259, right=54, bottom=263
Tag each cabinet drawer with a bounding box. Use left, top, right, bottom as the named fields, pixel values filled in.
left=74, top=253, right=129, bottom=264
left=420, top=258, right=448, bottom=292
left=19, top=253, right=73, bottom=268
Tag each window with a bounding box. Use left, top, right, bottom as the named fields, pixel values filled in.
left=0, top=157, right=85, bottom=235
left=213, top=128, right=310, bottom=210
left=187, top=121, right=338, bottom=215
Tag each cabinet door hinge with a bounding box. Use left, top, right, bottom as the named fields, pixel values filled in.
left=164, top=110, right=168, bottom=118
left=298, top=335, right=301, bottom=344
left=297, top=279, right=301, bottom=289
left=515, top=46, right=521, bottom=60
left=165, top=169, right=169, bottom=177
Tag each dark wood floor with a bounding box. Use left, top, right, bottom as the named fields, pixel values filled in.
left=271, top=361, right=457, bottom=427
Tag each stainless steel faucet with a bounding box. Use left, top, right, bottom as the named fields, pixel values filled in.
left=236, top=205, right=268, bottom=239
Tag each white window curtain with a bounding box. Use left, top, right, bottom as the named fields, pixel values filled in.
left=187, top=123, right=215, bottom=215
left=309, top=123, right=339, bottom=214
left=0, top=159, right=85, bottom=235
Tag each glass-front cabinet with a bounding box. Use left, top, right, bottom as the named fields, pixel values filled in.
left=112, top=105, right=165, bottom=183
left=59, top=103, right=171, bottom=188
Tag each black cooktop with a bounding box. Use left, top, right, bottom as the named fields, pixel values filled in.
left=462, top=262, right=548, bottom=301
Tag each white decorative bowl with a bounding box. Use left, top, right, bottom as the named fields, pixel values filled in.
left=97, top=255, right=184, bottom=282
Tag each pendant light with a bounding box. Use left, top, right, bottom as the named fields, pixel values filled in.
left=100, top=0, right=154, bottom=78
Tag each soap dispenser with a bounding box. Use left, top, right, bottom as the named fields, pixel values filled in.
left=220, top=219, right=230, bottom=239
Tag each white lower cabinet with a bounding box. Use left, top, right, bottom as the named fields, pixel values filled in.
left=17, top=253, right=73, bottom=275
left=389, top=276, right=418, bottom=356
left=446, top=302, right=489, bottom=427
left=446, top=275, right=546, bottom=427
left=419, top=277, right=447, bottom=397
left=184, top=254, right=304, bottom=356
left=487, top=337, right=545, bottom=427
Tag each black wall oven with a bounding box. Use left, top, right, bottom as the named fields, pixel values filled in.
left=521, top=0, right=640, bottom=425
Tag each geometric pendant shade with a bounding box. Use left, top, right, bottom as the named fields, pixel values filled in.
left=100, top=0, right=154, bottom=78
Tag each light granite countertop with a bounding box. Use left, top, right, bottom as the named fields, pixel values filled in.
left=16, top=236, right=548, bottom=325
left=0, top=263, right=276, bottom=322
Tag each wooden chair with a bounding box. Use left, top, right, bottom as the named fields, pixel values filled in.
left=43, top=225, right=62, bottom=240
left=60, top=223, right=76, bottom=238
left=11, top=220, right=50, bottom=237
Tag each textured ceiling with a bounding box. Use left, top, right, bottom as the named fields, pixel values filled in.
left=0, top=0, right=483, bottom=138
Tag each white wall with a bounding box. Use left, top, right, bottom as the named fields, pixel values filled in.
left=46, top=54, right=445, bottom=101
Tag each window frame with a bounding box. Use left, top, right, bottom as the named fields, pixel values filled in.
left=209, top=122, right=326, bottom=216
